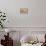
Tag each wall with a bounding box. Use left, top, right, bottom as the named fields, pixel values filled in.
left=0, top=0, right=46, bottom=27
left=0, top=0, right=46, bottom=46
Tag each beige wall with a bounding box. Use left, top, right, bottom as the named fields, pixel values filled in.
left=0, top=0, right=46, bottom=27
left=0, top=1, right=46, bottom=46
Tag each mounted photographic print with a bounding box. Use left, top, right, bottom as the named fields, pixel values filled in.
left=20, top=8, right=28, bottom=14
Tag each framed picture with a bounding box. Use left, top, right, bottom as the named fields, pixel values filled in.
left=20, top=8, right=28, bottom=14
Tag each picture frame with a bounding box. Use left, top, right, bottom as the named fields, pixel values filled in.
left=20, top=8, right=28, bottom=14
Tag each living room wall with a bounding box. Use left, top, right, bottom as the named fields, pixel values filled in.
left=0, top=0, right=46, bottom=46
left=0, top=0, right=46, bottom=27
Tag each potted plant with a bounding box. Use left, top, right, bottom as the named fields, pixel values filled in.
left=0, top=10, right=6, bottom=28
